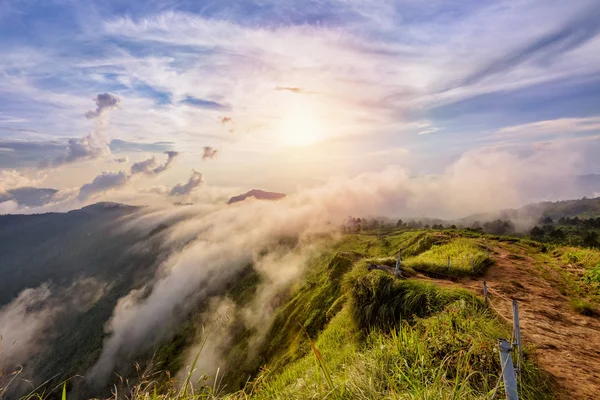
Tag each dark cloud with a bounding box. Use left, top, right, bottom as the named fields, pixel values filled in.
left=181, top=96, right=230, bottom=111
left=84, top=93, right=121, bottom=119
left=0, top=140, right=66, bottom=168
left=0, top=187, right=59, bottom=207
left=275, top=86, right=303, bottom=93
left=461, top=6, right=600, bottom=86
left=169, top=170, right=203, bottom=196
left=153, top=151, right=179, bottom=174
left=41, top=134, right=110, bottom=168
left=202, top=146, right=218, bottom=160
left=78, top=171, right=129, bottom=201
left=130, top=157, right=157, bottom=175
left=110, top=139, right=175, bottom=153
left=114, top=156, right=129, bottom=163
left=219, top=116, right=235, bottom=133
left=131, top=151, right=179, bottom=175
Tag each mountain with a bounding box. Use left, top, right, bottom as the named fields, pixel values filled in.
left=227, top=189, right=286, bottom=204
left=0, top=202, right=170, bottom=397
left=461, top=196, right=600, bottom=228
left=2, top=198, right=598, bottom=399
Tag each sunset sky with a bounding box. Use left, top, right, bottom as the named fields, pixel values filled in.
left=1, top=0, right=600, bottom=212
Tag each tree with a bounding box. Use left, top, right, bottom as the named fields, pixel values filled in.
left=549, top=228, right=566, bottom=241
left=396, top=219, right=405, bottom=228
left=471, top=221, right=482, bottom=230
left=483, top=219, right=515, bottom=235
left=530, top=226, right=545, bottom=239
left=583, top=231, right=599, bottom=248
left=540, top=215, right=554, bottom=225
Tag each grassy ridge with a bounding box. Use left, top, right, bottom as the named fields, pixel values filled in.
left=12, top=229, right=564, bottom=399
left=403, top=238, right=493, bottom=277
left=250, top=260, right=552, bottom=400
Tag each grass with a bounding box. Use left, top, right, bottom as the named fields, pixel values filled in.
left=7, top=229, right=558, bottom=400
left=241, top=298, right=553, bottom=399
left=346, top=269, right=481, bottom=330
left=403, top=238, right=493, bottom=278
left=569, top=298, right=597, bottom=316
left=558, top=247, right=600, bottom=268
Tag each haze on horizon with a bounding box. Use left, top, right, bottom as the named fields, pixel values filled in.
left=1, top=0, right=600, bottom=215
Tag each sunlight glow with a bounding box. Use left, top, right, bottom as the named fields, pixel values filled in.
left=278, top=110, right=327, bottom=147
left=273, top=94, right=332, bottom=148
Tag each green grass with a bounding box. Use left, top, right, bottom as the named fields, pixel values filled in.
left=346, top=269, right=481, bottom=330
left=240, top=299, right=553, bottom=399
left=11, top=229, right=557, bottom=400
left=333, top=231, right=448, bottom=260
left=557, top=247, right=600, bottom=269
left=257, top=251, right=358, bottom=371
left=570, top=298, right=597, bottom=316
left=403, top=238, right=493, bottom=277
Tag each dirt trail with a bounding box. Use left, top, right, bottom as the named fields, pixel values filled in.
left=416, top=245, right=600, bottom=400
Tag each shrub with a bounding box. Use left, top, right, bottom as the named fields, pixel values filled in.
left=346, top=271, right=481, bottom=330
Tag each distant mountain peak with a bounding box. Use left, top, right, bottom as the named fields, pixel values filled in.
left=76, top=202, right=140, bottom=213
left=227, top=189, right=286, bottom=205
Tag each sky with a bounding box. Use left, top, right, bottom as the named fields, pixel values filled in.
left=1, top=0, right=600, bottom=213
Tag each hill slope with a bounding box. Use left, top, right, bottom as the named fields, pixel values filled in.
left=2, top=207, right=600, bottom=399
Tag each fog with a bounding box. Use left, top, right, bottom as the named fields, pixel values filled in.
left=86, top=144, right=586, bottom=384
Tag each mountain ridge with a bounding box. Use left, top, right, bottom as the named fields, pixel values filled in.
left=227, top=189, right=286, bottom=204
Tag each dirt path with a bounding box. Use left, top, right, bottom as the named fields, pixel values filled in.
left=415, top=245, right=600, bottom=400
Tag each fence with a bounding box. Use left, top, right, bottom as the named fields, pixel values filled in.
left=484, top=280, right=522, bottom=400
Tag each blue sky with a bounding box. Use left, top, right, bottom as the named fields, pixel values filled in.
left=1, top=0, right=600, bottom=211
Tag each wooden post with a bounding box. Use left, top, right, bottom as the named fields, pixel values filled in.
left=512, top=299, right=522, bottom=380
left=483, top=281, right=489, bottom=306
left=498, top=339, right=519, bottom=400
left=395, top=252, right=401, bottom=277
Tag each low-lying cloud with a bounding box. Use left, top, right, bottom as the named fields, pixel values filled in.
left=86, top=143, right=592, bottom=384
left=0, top=278, right=109, bottom=372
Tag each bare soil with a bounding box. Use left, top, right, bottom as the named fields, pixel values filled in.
left=416, top=244, right=600, bottom=400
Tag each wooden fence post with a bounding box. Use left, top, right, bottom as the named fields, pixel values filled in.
left=512, top=299, right=522, bottom=380
left=395, top=252, right=401, bottom=276
left=483, top=281, right=489, bottom=306
left=498, top=339, right=519, bottom=400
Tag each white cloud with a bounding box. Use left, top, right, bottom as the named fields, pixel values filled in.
left=0, top=169, right=46, bottom=192
left=40, top=94, right=121, bottom=168
left=497, top=117, right=600, bottom=137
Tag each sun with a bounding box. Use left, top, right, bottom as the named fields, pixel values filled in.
left=278, top=111, right=326, bottom=147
